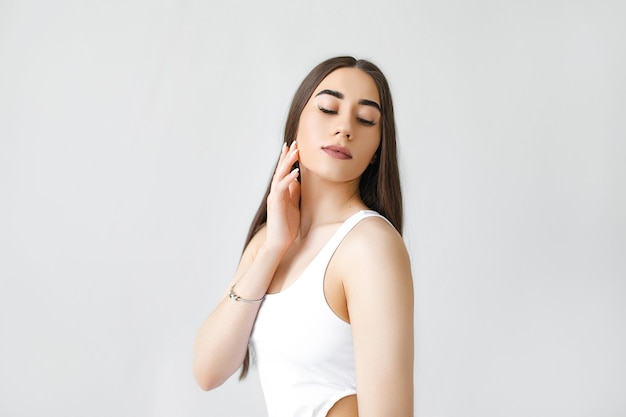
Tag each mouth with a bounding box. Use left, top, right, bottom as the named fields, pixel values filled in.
left=322, top=145, right=352, bottom=160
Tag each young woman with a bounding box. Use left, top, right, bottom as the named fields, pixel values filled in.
left=193, top=56, right=414, bottom=417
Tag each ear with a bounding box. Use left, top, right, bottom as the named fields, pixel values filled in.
left=369, top=151, right=378, bottom=165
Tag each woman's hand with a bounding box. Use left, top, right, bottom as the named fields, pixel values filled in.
left=193, top=144, right=299, bottom=390
left=264, top=141, right=301, bottom=253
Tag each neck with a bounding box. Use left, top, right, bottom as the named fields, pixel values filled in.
left=298, top=168, right=366, bottom=237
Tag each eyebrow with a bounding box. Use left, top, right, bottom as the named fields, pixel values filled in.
left=315, top=89, right=381, bottom=113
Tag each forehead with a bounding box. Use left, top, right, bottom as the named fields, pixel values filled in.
left=314, top=67, right=380, bottom=103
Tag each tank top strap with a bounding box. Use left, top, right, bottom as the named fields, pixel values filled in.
left=316, top=210, right=390, bottom=262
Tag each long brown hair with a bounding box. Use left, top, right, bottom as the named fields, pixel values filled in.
left=240, top=56, right=403, bottom=378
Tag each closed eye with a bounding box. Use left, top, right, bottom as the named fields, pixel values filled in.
left=319, top=106, right=376, bottom=126
left=358, top=117, right=377, bottom=126
left=318, top=106, right=337, bottom=114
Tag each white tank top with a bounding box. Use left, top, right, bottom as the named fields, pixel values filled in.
left=249, top=210, right=390, bottom=417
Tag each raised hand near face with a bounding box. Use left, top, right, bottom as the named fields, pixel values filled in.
left=264, top=141, right=301, bottom=254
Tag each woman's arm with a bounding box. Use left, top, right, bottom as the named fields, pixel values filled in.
left=192, top=228, right=283, bottom=390
left=192, top=142, right=301, bottom=390
left=342, top=218, right=414, bottom=416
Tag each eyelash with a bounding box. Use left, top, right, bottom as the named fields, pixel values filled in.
left=318, top=106, right=377, bottom=126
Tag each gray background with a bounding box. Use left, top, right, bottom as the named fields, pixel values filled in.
left=1, top=1, right=625, bottom=416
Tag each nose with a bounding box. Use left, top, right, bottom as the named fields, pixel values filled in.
left=334, top=114, right=353, bottom=140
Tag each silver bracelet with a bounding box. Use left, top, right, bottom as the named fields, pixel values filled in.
left=228, top=284, right=265, bottom=304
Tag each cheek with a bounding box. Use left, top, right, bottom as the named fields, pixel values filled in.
left=362, top=130, right=381, bottom=157
left=295, top=113, right=324, bottom=152
left=294, top=124, right=318, bottom=167
left=297, top=111, right=323, bottom=140
left=296, top=141, right=321, bottom=169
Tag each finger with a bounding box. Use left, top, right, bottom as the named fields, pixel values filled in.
left=279, top=141, right=297, bottom=168
left=274, top=167, right=300, bottom=194
left=275, top=142, right=288, bottom=168
left=278, top=141, right=296, bottom=162
left=272, top=143, right=299, bottom=184
left=270, top=143, right=289, bottom=190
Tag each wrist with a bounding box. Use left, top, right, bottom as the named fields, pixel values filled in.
left=258, top=241, right=291, bottom=259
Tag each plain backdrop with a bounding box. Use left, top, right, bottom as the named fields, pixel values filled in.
left=1, top=1, right=625, bottom=416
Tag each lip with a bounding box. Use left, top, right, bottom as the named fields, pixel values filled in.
left=322, top=145, right=352, bottom=160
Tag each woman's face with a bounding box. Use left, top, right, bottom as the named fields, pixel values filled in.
left=296, top=67, right=381, bottom=184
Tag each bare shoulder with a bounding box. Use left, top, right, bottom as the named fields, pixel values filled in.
left=341, top=216, right=410, bottom=269
left=335, top=215, right=412, bottom=294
